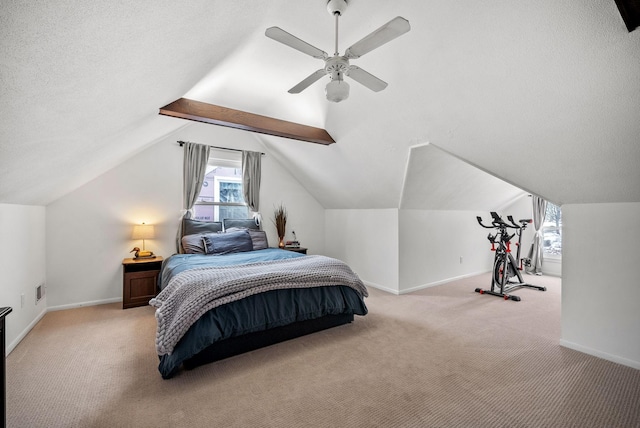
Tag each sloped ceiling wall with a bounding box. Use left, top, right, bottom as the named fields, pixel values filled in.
left=401, top=144, right=525, bottom=211
left=1, top=0, right=638, bottom=208
left=0, top=1, right=273, bottom=205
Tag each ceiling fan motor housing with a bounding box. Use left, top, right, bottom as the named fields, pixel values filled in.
left=327, top=0, right=348, bottom=16
left=325, top=56, right=350, bottom=77
left=324, top=57, right=350, bottom=102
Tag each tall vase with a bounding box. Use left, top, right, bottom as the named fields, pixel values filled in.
left=278, top=236, right=285, bottom=248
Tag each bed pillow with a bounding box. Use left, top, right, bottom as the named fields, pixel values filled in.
left=225, top=227, right=269, bottom=250
left=202, top=230, right=253, bottom=255
left=183, top=219, right=223, bottom=236
left=222, top=218, right=260, bottom=231
left=181, top=234, right=207, bottom=254
left=248, top=230, right=268, bottom=250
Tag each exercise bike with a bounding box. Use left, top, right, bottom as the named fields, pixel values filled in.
left=475, top=212, right=546, bottom=301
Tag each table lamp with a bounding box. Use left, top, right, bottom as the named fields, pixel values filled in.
left=131, top=222, right=155, bottom=251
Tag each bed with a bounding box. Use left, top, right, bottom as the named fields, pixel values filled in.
left=150, top=219, right=368, bottom=379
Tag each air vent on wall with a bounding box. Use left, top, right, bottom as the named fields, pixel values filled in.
left=36, top=283, right=45, bottom=304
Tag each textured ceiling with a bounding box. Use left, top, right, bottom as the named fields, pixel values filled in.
left=1, top=0, right=639, bottom=207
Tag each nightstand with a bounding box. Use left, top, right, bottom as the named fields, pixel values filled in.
left=122, top=256, right=163, bottom=309
left=283, top=247, right=307, bottom=254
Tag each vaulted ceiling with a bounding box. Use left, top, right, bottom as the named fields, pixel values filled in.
left=1, top=1, right=639, bottom=208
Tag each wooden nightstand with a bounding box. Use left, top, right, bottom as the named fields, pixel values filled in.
left=122, top=256, right=163, bottom=309
left=283, top=247, right=307, bottom=254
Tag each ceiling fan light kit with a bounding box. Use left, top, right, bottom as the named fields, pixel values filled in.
left=325, top=79, right=350, bottom=102
left=265, top=0, right=410, bottom=102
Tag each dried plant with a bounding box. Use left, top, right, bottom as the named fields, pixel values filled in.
left=273, top=204, right=287, bottom=238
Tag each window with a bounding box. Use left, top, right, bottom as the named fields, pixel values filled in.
left=192, top=155, right=248, bottom=222
left=542, top=203, right=562, bottom=258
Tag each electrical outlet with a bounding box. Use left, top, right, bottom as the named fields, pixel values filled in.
left=20, top=293, right=25, bottom=308
left=459, top=256, right=463, bottom=264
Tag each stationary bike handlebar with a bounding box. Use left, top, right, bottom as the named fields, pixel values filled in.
left=476, top=216, right=494, bottom=229
left=477, top=212, right=531, bottom=230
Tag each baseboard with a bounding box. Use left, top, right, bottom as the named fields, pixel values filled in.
left=398, top=270, right=490, bottom=295
left=559, top=339, right=640, bottom=370
left=47, top=297, right=122, bottom=312
left=362, top=280, right=400, bottom=295
left=7, top=307, right=47, bottom=355
left=542, top=257, right=562, bottom=277
left=363, top=271, right=492, bottom=295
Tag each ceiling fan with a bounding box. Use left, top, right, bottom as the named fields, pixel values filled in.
left=265, top=0, right=411, bottom=102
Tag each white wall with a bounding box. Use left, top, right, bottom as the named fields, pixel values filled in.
left=46, top=122, right=325, bottom=308
left=325, top=207, right=533, bottom=295
left=398, top=210, right=493, bottom=293
left=325, top=209, right=399, bottom=293
left=561, top=202, right=640, bottom=369
left=0, top=204, right=47, bottom=353
left=46, top=139, right=182, bottom=308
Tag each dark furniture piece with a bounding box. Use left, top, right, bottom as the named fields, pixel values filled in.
left=1, top=307, right=12, bottom=428
left=614, top=0, right=640, bottom=32
left=122, top=257, right=163, bottom=309
left=283, top=246, right=308, bottom=254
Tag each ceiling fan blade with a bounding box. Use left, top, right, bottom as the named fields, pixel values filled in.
left=347, top=66, right=388, bottom=92
left=344, top=17, right=410, bottom=59
left=265, top=27, right=328, bottom=60
left=288, top=69, right=327, bottom=94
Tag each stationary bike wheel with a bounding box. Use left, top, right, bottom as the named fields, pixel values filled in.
left=493, top=255, right=511, bottom=291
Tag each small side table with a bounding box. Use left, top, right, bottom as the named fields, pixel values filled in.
left=122, top=257, right=163, bottom=309
left=283, top=247, right=307, bottom=254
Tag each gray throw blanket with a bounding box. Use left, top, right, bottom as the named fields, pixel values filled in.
left=149, top=255, right=368, bottom=356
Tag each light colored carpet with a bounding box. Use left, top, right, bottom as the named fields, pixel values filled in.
left=7, top=273, right=640, bottom=427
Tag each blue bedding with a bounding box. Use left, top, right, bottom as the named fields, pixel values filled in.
left=156, top=249, right=368, bottom=378
left=159, top=248, right=305, bottom=290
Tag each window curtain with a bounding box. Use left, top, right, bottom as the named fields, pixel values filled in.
left=526, top=196, right=547, bottom=275
left=242, top=150, right=262, bottom=225
left=176, top=142, right=210, bottom=253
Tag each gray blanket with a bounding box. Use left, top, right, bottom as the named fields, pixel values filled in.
left=149, top=255, right=368, bottom=356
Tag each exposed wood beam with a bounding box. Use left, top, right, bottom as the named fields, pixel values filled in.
left=159, top=98, right=335, bottom=145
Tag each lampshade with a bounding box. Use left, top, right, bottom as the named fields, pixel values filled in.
left=132, top=223, right=155, bottom=240
left=325, top=79, right=350, bottom=102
